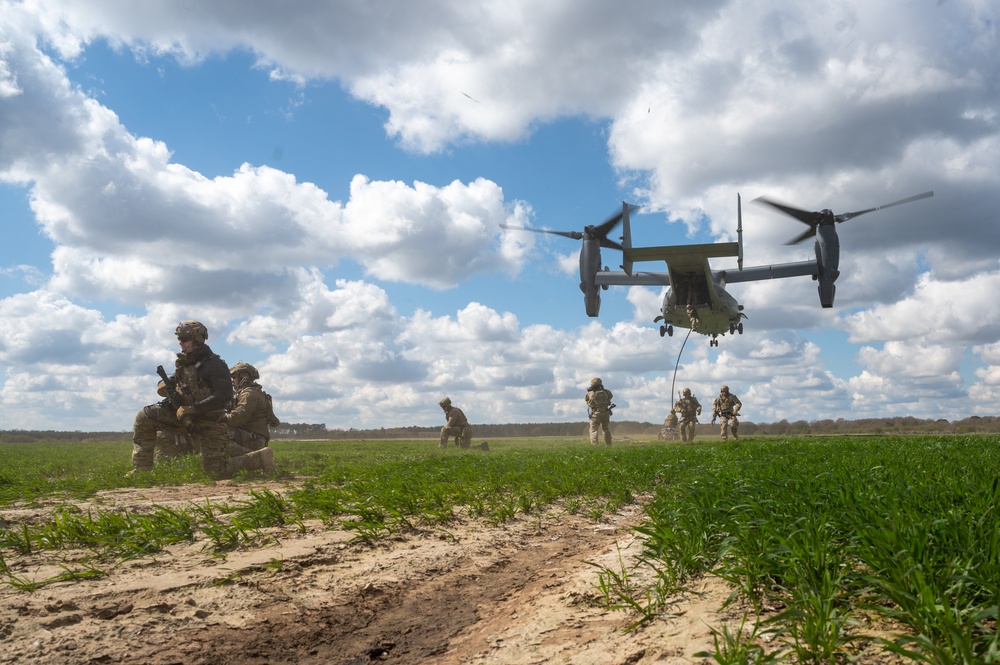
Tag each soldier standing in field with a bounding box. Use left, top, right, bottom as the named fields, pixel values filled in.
left=584, top=377, right=614, bottom=446
left=712, top=385, right=743, bottom=441
left=439, top=397, right=473, bottom=448
left=224, top=362, right=280, bottom=458
left=130, top=321, right=275, bottom=477
left=673, top=388, right=702, bottom=442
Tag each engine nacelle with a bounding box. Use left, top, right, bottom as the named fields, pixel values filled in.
left=815, top=224, right=841, bottom=308
left=581, top=238, right=602, bottom=316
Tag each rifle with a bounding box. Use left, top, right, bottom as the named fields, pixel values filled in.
left=156, top=365, right=192, bottom=429
left=714, top=410, right=740, bottom=424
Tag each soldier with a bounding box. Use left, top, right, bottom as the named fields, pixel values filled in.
left=712, top=385, right=743, bottom=441
left=223, top=362, right=279, bottom=459
left=660, top=410, right=680, bottom=441
left=686, top=304, right=700, bottom=332
left=439, top=397, right=473, bottom=448
left=131, top=321, right=275, bottom=477
left=673, top=388, right=702, bottom=442
left=584, top=377, right=614, bottom=446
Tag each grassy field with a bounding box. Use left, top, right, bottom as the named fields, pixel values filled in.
left=1, top=434, right=998, bottom=663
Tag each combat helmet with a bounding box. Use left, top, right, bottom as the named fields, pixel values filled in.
left=439, top=396, right=452, bottom=408
left=683, top=388, right=691, bottom=396
left=590, top=377, right=603, bottom=388
left=720, top=385, right=729, bottom=393
left=175, top=320, right=208, bottom=344
left=230, top=362, right=260, bottom=381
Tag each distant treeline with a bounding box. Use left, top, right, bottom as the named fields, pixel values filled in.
left=1, top=415, right=998, bottom=444
left=273, top=415, right=1000, bottom=439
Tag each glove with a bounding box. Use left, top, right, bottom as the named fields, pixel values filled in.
left=176, top=406, right=195, bottom=421
left=157, top=381, right=168, bottom=398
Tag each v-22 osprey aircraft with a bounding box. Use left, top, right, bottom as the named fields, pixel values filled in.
left=503, top=190, right=933, bottom=346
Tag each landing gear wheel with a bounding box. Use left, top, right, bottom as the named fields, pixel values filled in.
left=737, top=322, right=744, bottom=334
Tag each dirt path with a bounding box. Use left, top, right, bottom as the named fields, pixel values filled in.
left=1, top=482, right=730, bottom=664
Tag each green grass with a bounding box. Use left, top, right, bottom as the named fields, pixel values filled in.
left=630, top=435, right=1000, bottom=664
left=1, top=434, right=998, bottom=663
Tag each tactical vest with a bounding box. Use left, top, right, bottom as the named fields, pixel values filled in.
left=588, top=389, right=611, bottom=412
left=676, top=397, right=699, bottom=418
left=174, top=354, right=222, bottom=411
left=716, top=394, right=739, bottom=413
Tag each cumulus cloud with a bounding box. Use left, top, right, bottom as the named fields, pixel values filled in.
left=0, top=14, right=532, bottom=306
left=845, top=271, right=1000, bottom=346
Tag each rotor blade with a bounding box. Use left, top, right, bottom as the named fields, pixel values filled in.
left=600, top=238, right=624, bottom=251
left=594, top=203, right=641, bottom=241
left=753, top=196, right=823, bottom=226
left=785, top=226, right=818, bottom=246
left=834, top=190, right=934, bottom=223
left=592, top=210, right=626, bottom=238
left=499, top=224, right=583, bottom=240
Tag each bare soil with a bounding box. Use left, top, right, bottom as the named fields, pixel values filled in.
left=0, top=482, right=906, bottom=664
left=0, top=481, right=742, bottom=665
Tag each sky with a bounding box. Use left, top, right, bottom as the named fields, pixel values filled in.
left=0, top=0, right=997, bottom=432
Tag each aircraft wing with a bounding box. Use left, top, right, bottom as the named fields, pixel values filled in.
left=599, top=242, right=740, bottom=287
left=718, top=261, right=817, bottom=283
left=625, top=242, right=739, bottom=269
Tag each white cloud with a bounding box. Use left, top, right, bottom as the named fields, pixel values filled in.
left=845, top=271, right=1000, bottom=345
left=0, top=17, right=533, bottom=308
left=343, top=175, right=530, bottom=288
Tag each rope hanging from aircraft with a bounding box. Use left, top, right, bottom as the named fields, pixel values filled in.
left=669, top=327, right=693, bottom=408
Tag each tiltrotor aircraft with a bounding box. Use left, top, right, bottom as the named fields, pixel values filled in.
left=503, top=190, right=933, bottom=346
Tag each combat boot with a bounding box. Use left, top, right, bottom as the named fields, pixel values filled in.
left=252, top=447, right=277, bottom=473
left=229, top=447, right=276, bottom=474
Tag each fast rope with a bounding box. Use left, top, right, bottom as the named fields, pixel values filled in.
left=669, top=327, right=694, bottom=408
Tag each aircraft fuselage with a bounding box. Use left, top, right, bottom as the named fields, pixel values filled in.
left=660, top=270, right=744, bottom=337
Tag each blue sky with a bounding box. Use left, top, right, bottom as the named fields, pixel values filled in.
left=0, top=0, right=997, bottom=431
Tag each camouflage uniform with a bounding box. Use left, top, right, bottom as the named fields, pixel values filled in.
left=712, top=385, right=742, bottom=441
left=673, top=389, right=702, bottom=442
left=660, top=410, right=680, bottom=441
left=132, top=321, right=274, bottom=478
left=686, top=304, right=700, bottom=332
left=224, top=363, right=276, bottom=458
left=154, top=431, right=197, bottom=459
left=585, top=378, right=614, bottom=446
left=439, top=397, right=472, bottom=448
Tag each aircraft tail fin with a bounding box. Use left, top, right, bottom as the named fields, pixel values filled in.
left=620, top=202, right=634, bottom=276
left=737, top=193, right=744, bottom=271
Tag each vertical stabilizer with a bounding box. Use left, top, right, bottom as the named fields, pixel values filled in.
left=737, top=193, right=744, bottom=271
left=620, top=201, right=634, bottom=276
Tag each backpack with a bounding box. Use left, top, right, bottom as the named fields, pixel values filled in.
left=263, top=390, right=281, bottom=428
left=589, top=389, right=611, bottom=411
